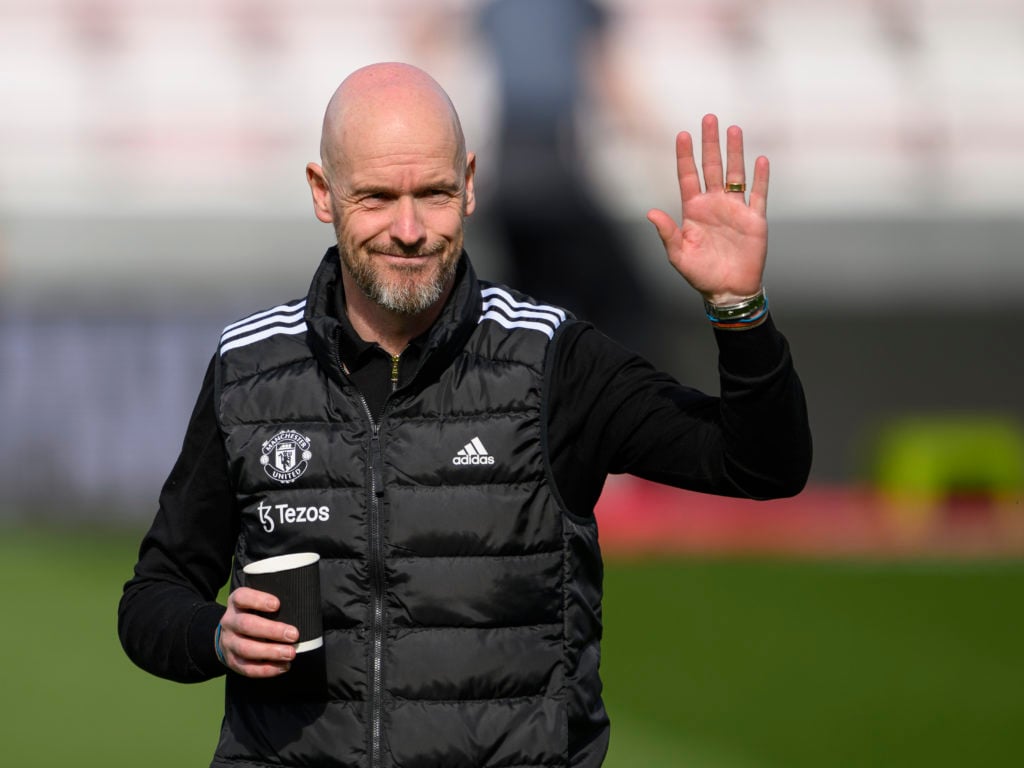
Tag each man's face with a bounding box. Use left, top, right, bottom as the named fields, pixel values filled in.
left=319, top=110, right=475, bottom=316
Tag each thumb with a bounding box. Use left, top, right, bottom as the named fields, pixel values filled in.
left=646, top=209, right=678, bottom=246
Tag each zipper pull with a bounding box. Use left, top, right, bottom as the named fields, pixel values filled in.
left=390, top=354, right=400, bottom=393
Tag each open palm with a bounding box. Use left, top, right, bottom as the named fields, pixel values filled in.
left=647, top=114, right=769, bottom=305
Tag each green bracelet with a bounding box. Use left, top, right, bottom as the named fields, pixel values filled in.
left=704, top=287, right=768, bottom=329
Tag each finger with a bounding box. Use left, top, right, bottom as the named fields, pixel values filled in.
left=225, top=638, right=295, bottom=678
left=700, top=114, right=724, bottom=192
left=674, top=131, right=702, bottom=204
left=229, top=587, right=280, bottom=614
left=230, top=633, right=297, bottom=664
left=646, top=208, right=678, bottom=246
left=725, top=124, right=746, bottom=194
left=219, top=627, right=296, bottom=677
left=749, top=155, right=770, bottom=216
left=231, top=611, right=301, bottom=644
left=233, top=660, right=292, bottom=678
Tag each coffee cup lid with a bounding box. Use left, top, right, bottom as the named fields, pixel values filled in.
left=243, top=552, right=320, bottom=574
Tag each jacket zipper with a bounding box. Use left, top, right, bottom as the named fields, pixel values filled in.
left=372, top=354, right=400, bottom=766
left=390, top=354, right=400, bottom=392
left=367, top=418, right=385, bottom=768
left=333, top=337, right=388, bottom=768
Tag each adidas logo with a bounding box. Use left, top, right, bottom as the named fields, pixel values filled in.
left=452, top=437, right=495, bottom=466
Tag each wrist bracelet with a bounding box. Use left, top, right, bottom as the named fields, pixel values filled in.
left=215, top=623, right=228, bottom=667
left=704, top=287, right=768, bottom=330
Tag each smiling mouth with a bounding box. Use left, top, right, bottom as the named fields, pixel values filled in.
left=377, top=252, right=431, bottom=264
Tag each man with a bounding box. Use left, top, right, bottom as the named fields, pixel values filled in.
left=119, top=63, right=810, bottom=768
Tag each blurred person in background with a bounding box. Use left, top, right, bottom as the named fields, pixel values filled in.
left=478, top=0, right=658, bottom=356
left=119, top=63, right=810, bottom=768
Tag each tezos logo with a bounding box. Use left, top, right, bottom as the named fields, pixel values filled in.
left=260, top=429, right=313, bottom=484
left=258, top=500, right=330, bottom=533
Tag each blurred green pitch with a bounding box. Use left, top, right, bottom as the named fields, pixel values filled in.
left=1, top=525, right=1020, bottom=767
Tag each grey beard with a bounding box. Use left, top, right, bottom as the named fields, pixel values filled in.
left=344, top=250, right=457, bottom=316
left=368, top=267, right=447, bottom=315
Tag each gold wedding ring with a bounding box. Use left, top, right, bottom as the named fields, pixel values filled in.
left=725, top=182, right=746, bottom=193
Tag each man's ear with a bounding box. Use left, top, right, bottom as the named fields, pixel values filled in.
left=463, top=152, right=477, bottom=217
left=306, top=163, right=334, bottom=223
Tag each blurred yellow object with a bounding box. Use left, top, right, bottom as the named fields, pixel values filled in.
left=871, top=415, right=1024, bottom=533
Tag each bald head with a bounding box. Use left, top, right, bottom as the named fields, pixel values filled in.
left=319, top=62, right=468, bottom=178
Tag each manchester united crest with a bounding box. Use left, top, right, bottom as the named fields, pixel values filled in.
left=260, top=430, right=313, bottom=484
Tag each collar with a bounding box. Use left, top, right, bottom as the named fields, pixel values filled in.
left=330, top=280, right=397, bottom=368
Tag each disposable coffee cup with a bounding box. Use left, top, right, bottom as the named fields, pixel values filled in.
left=243, top=552, right=323, bottom=653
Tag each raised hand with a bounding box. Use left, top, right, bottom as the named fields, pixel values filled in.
left=646, top=114, right=769, bottom=305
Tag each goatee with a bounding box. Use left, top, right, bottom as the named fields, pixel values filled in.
left=342, top=242, right=459, bottom=316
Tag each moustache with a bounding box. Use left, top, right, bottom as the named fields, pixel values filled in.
left=370, top=240, right=448, bottom=259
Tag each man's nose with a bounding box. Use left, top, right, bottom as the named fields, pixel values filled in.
left=389, top=197, right=426, bottom=247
